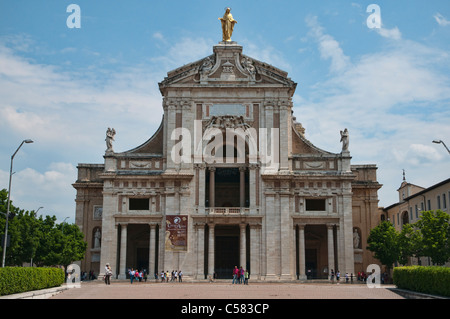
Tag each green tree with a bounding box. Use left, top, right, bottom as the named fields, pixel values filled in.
left=366, top=220, right=400, bottom=270
left=398, top=223, right=423, bottom=265
left=415, top=210, right=450, bottom=265
left=12, top=210, right=41, bottom=266
left=33, top=216, right=86, bottom=267
left=0, top=189, right=24, bottom=266
left=1, top=188, right=87, bottom=267
left=58, top=222, right=87, bottom=270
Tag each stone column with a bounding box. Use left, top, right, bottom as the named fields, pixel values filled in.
left=279, top=102, right=289, bottom=171
left=262, top=104, right=274, bottom=174
left=239, top=166, right=245, bottom=208
left=298, top=224, right=306, bottom=280
left=250, top=224, right=261, bottom=279
left=196, top=164, right=206, bottom=214
left=99, top=192, right=118, bottom=278
left=264, top=193, right=277, bottom=278
left=196, top=223, right=205, bottom=280
left=249, top=164, right=256, bottom=211
left=280, top=193, right=292, bottom=279
left=327, top=224, right=335, bottom=280
left=118, top=224, right=127, bottom=280
left=336, top=224, right=342, bottom=274
left=208, top=223, right=215, bottom=278
left=209, top=167, right=215, bottom=209
left=342, top=193, right=355, bottom=276
left=240, top=223, right=246, bottom=269
left=149, top=224, right=156, bottom=277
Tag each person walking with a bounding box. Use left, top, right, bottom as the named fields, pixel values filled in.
left=129, top=268, right=135, bottom=284
left=104, top=263, right=112, bottom=285
left=244, top=269, right=249, bottom=285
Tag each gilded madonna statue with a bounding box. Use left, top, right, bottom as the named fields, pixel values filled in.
left=219, top=7, right=237, bottom=42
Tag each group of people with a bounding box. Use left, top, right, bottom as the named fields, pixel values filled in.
left=159, top=270, right=183, bottom=282
left=329, top=270, right=350, bottom=283
left=329, top=270, right=389, bottom=284
left=330, top=269, right=356, bottom=283
left=128, top=268, right=148, bottom=283
left=232, top=266, right=249, bottom=285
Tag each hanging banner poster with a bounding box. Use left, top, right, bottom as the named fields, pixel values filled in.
left=165, top=215, right=188, bottom=251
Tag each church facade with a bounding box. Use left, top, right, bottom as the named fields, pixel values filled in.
left=73, top=41, right=381, bottom=281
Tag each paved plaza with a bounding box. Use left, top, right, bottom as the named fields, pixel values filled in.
left=50, top=280, right=404, bottom=299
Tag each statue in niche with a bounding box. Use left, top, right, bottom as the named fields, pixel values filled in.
left=340, top=128, right=349, bottom=152
left=105, top=127, right=116, bottom=153
left=219, top=7, right=237, bottom=42
left=94, top=228, right=101, bottom=248
left=353, top=228, right=360, bottom=249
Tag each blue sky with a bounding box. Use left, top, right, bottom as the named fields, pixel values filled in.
left=0, top=0, right=449, bottom=223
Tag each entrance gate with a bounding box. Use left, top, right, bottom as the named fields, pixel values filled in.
left=214, top=225, right=240, bottom=279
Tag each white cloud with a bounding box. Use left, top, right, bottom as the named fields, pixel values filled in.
left=434, top=13, right=450, bottom=26
left=393, top=144, right=444, bottom=166
left=305, top=15, right=350, bottom=73
left=240, top=40, right=291, bottom=72
left=376, top=26, right=402, bottom=40
left=151, top=37, right=213, bottom=70
left=153, top=32, right=165, bottom=41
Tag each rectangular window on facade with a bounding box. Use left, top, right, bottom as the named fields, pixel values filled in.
left=129, top=198, right=149, bottom=210
left=415, top=204, right=418, bottom=218
left=427, top=200, right=431, bottom=210
left=305, top=199, right=326, bottom=211
left=437, top=195, right=441, bottom=209
left=410, top=207, right=413, bottom=220
left=443, top=194, right=447, bottom=209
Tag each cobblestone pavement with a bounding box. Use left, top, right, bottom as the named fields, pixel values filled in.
left=50, top=280, right=404, bottom=299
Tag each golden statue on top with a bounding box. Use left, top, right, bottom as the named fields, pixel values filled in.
left=219, top=7, right=237, bottom=42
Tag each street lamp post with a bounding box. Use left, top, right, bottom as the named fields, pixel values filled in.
left=2, top=139, right=33, bottom=267
left=433, top=140, right=450, bottom=155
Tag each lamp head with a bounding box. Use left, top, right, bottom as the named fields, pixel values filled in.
left=24, top=139, right=33, bottom=143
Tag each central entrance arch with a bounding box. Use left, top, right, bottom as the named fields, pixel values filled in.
left=214, top=225, right=240, bottom=279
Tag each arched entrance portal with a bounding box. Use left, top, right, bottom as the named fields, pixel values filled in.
left=214, top=225, right=240, bottom=279
left=126, top=224, right=150, bottom=273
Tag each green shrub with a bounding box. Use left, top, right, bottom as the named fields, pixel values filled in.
left=393, top=266, right=450, bottom=297
left=0, top=267, right=65, bottom=296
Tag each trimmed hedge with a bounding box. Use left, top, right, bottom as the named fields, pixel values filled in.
left=393, top=266, right=450, bottom=297
left=0, top=267, right=65, bottom=296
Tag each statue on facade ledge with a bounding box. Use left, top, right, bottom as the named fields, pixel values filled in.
left=340, top=128, right=349, bottom=152
left=219, top=7, right=237, bottom=42
left=105, top=127, right=116, bottom=153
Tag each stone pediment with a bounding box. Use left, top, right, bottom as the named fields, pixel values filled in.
left=158, top=42, right=296, bottom=92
